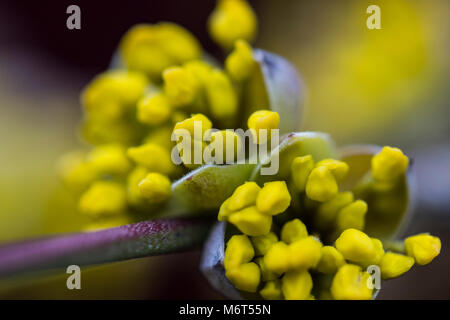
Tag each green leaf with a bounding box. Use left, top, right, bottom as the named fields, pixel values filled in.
left=251, top=131, right=338, bottom=184
left=155, top=163, right=256, bottom=218
left=242, top=49, right=304, bottom=134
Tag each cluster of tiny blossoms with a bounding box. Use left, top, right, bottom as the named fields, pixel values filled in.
left=58, top=0, right=261, bottom=228
left=220, top=145, right=441, bottom=300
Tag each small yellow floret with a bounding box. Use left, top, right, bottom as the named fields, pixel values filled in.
left=87, top=144, right=131, bottom=176
left=79, top=181, right=127, bottom=216
left=173, top=113, right=212, bottom=141
left=305, top=166, right=338, bottom=202
left=163, top=67, right=199, bottom=107
left=315, top=246, right=346, bottom=274
left=247, top=110, right=280, bottom=144
left=371, top=146, right=409, bottom=182
left=137, top=91, right=172, bottom=125
left=81, top=70, right=148, bottom=122
left=225, top=262, right=260, bottom=292
left=208, top=0, right=257, bottom=50
left=405, top=233, right=441, bottom=265
left=126, top=166, right=148, bottom=206
left=204, top=69, right=238, bottom=120
left=336, top=200, right=368, bottom=232
left=331, top=264, right=373, bottom=300
left=218, top=198, right=232, bottom=221
left=316, top=159, right=349, bottom=181
left=120, top=23, right=201, bottom=78
left=380, top=252, right=414, bottom=279
left=288, top=236, right=323, bottom=270
left=58, top=151, right=96, bottom=192
left=251, top=232, right=278, bottom=256
left=291, top=155, right=314, bottom=192
left=281, top=219, right=308, bottom=244
left=256, top=181, right=291, bottom=216
left=256, top=257, right=280, bottom=281
left=281, top=270, right=313, bottom=300
left=225, top=39, right=255, bottom=82
left=127, top=143, right=175, bottom=175
left=138, top=172, right=172, bottom=203
left=315, top=192, right=354, bottom=229
left=228, top=206, right=272, bottom=236
left=224, top=234, right=255, bottom=270
left=227, top=181, right=261, bottom=212
left=335, top=229, right=384, bottom=265
left=224, top=235, right=260, bottom=292
left=260, top=280, right=283, bottom=300
left=208, top=130, right=243, bottom=164
left=263, top=241, right=290, bottom=274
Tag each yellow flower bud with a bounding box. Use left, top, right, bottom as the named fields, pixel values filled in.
left=81, top=70, right=148, bottom=122
left=184, top=60, right=213, bottom=83
left=173, top=113, right=212, bottom=141
left=58, top=151, right=96, bottom=192
left=281, top=218, right=308, bottom=244
left=251, top=232, right=278, bottom=256
left=369, top=238, right=385, bottom=267
left=163, top=66, right=199, bottom=107
left=315, top=159, right=349, bottom=181
left=224, top=234, right=255, bottom=270
left=178, top=139, right=208, bottom=169
left=315, top=192, right=354, bottom=230
left=331, top=264, right=373, bottom=300
left=87, top=144, right=131, bottom=176
left=315, top=246, right=346, bottom=274
left=256, top=181, right=291, bottom=216
left=208, top=130, right=243, bottom=164
left=336, top=200, right=368, bottom=232
left=260, top=280, right=283, bottom=300
left=127, top=165, right=148, bottom=206
left=137, top=91, right=172, bottom=126
left=204, top=69, right=238, bottom=120
left=79, top=181, right=127, bottom=216
left=138, top=172, right=172, bottom=203
left=371, top=146, right=409, bottom=182
left=305, top=166, right=338, bottom=202
left=405, top=233, right=441, bottom=265
left=218, top=198, right=232, bottom=221
left=227, top=181, right=261, bottom=212
left=225, top=39, right=255, bottom=82
left=380, top=252, right=414, bottom=279
left=247, top=110, right=280, bottom=144
left=228, top=206, right=272, bottom=236
left=225, top=262, right=260, bottom=292
left=281, top=270, right=313, bottom=300
left=144, top=125, right=174, bottom=151
left=335, top=229, right=384, bottom=265
left=291, top=155, right=314, bottom=192
left=127, top=143, right=175, bottom=175
left=208, top=0, right=257, bottom=50
left=264, top=241, right=290, bottom=274
left=256, top=257, right=280, bottom=281
left=288, top=236, right=323, bottom=270
left=120, top=23, right=201, bottom=78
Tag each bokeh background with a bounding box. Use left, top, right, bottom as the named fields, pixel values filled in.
left=0, top=0, right=449, bottom=299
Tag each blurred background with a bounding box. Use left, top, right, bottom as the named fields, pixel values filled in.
left=0, top=0, right=448, bottom=299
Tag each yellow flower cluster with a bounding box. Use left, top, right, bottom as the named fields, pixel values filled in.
left=222, top=147, right=441, bottom=300
left=59, top=0, right=261, bottom=227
